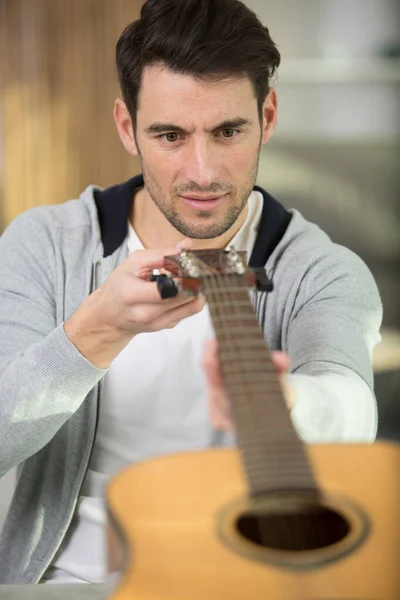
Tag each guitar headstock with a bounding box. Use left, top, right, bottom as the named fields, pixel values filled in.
left=164, top=247, right=256, bottom=296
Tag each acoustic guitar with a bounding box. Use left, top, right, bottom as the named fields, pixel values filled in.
left=106, top=248, right=400, bottom=600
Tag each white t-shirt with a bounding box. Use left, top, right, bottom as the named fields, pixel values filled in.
left=43, top=191, right=263, bottom=583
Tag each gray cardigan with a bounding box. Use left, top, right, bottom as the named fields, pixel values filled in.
left=0, top=179, right=382, bottom=583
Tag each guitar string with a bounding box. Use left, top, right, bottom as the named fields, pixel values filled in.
left=205, top=270, right=279, bottom=547
left=224, top=271, right=297, bottom=550
left=204, top=266, right=316, bottom=551
left=207, top=271, right=298, bottom=490
left=228, top=272, right=324, bottom=551
left=223, top=270, right=310, bottom=552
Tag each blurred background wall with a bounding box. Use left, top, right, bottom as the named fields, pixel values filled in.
left=0, top=0, right=141, bottom=227
left=247, top=0, right=400, bottom=322
left=247, top=0, right=400, bottom=446
left=0, top=0, right=399, bottom=528
left=0, top=0, right=143, bottom=536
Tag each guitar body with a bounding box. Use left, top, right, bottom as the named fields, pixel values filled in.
left=106, top=250, right=399, bottom=599
left=106, top=441, right=400, bottom=600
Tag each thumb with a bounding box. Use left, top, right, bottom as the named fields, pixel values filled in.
left=127, top=238, right=193, bottom=279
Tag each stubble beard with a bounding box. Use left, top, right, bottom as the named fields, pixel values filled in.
left=138, top=151, right=261, bottom=240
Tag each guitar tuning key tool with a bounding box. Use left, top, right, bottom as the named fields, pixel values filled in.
left=252, top=267, right=274, bottom=293
left=149, top=271, right=180, bottom=299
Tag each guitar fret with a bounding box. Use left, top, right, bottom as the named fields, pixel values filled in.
left=239, top=458, right=308, bottom=472
left=209, top=300, right=253, bottom=310
left=217, top=356, right=275, bottom=368
left=219, top=361, right=277, bottom=372
left=211, top=314, right=257, bottom=323
left=244, top=463, right=313, bottom=477
left=244, top=466, right=314, bottom=479
left=224, top=385, right=283, bottom=398
left=224, top=386, right=283, bottom=397
left=218, top=338, right=268, bottom=349
left=207, top=285, right=254, bottom=294
left=213, top=327, right=263, bottom=339
left=241, top=456, right=314, bottom=473
left=220, top=364, right=276, bottom=374
left=239, top=449, right=307, bottom=460
left=237, top=438, right=306, bottom=451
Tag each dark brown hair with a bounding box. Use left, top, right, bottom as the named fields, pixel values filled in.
left=116, top=0, right=281, bottom=124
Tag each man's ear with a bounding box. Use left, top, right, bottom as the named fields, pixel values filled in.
left=261, top=88, right=278, bottom=145
left=113, top=98, right=138, bottom=156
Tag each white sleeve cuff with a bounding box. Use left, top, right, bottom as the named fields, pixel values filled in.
left=287, top=369, right=377, bottom=444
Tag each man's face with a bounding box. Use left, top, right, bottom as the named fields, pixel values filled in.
left=133, top=64, right=271, bottom=239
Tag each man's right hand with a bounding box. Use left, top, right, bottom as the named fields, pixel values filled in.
left=64, top=239, right=205, bottom=369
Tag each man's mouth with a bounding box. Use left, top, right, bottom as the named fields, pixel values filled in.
left=180, top=194, right=227, bottom=210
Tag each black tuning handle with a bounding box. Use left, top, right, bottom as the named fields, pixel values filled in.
left=149, top=273, right=179, bottom=299
left=150, top=270, right=272, bottom=297
left=252, top=267, right=274, bottom=292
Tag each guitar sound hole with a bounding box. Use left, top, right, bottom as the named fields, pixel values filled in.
left=237, top=504, right=350, bottom=551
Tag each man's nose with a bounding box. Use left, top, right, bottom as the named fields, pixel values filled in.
left=183, top=138, right=220, bottom=189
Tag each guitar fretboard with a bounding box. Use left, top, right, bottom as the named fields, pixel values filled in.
left=203, top=273, right=317, bottom=497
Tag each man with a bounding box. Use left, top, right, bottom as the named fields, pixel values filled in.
left=0, top=0, right=382, bottom=585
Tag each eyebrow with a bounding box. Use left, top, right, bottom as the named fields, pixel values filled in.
left=145, top=117, right=253, bottom=135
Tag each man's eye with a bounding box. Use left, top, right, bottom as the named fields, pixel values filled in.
left=159, top=132, right=180, bottom=143
left=220, top=128, right=239, bottom=139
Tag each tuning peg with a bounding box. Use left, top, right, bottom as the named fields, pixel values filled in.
left=252, top=267, right=274, bottom=292
left=149, top=273, right=179, bottom=299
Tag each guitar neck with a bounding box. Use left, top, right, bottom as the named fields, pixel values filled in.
left=203, top=273, right=317, bottom=497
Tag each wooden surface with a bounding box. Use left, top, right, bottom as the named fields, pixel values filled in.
left=107, top=442, right=400, bottom=600
left=0, top=0, right=141, bottom=228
